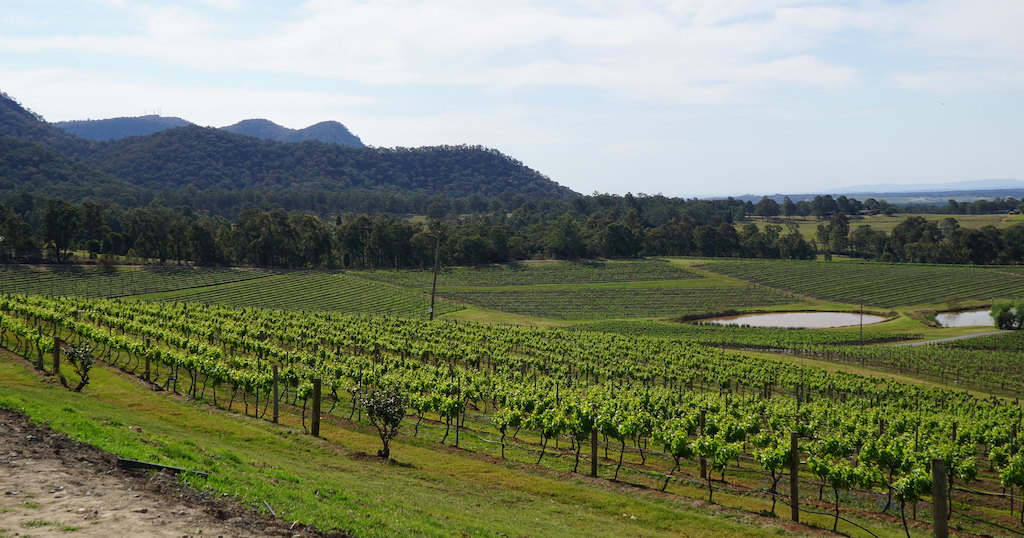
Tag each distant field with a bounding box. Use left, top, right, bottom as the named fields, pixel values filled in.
left=442, top=284, right=797, bottom=320
left=700, top=259, right=1024, bottom=307
left=134, top=271, right=462, bottom=317
left=0, top=264, right=275, bottom=298
left=356, top=258, right=700, bottom=288
left=753, top=212, right=1023, bottom=240
left=353, top=258, right=790, bottom=321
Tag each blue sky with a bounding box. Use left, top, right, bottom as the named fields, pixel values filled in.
left=2, top=0, right=1022, bottom=197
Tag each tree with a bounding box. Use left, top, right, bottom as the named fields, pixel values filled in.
left=754, top=196, right=780, bottom=219
left=991, top=300, right=1024, bottom=329
left=828, top=213, right=849, bottom=254
left=42, top=200, right=81, bottom=262
left=781, top=196, right=797, bottom=217
left=544, top=213, right=585, bottom=259
left=59, top=344, right=93, bottom=392
left=359, top=386, right=408, bottom=459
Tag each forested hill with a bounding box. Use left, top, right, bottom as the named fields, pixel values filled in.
left=221, top=119, right=364, bottom=147
left=79, top=125, right=568, bottom=198
left=0, top=92, right=576, bottom=212
left=56, top=116, right=365, bottom=148
left=55, top=115, right=192, bottom=140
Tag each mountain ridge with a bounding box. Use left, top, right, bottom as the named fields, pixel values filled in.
left=222, top=118, right=363, bottom=147
left=0, top=91, right=577, bottom=214
left=54, top=114, right=364, bottom=147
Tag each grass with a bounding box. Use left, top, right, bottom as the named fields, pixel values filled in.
left=0, top=357, right=805, bottom=538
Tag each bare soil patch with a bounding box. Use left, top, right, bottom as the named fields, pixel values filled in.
left=0, top=408, right=344, bottom=538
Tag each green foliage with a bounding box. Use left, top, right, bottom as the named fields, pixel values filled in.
left=59, top=344, right=93, bottom=392
left=990, top=299, right=1024, bottom=329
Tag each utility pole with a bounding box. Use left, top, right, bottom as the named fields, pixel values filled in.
left=429, top=230, right=441, bottom=321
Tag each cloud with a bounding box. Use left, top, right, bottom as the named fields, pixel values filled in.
left=1, top=1, right=867, bottom=102
left=0, top=67, right=376, bottom=128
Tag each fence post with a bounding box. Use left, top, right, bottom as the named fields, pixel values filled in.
left=144, top=338, right=151, bottom=381
left=931, top=458, right=948, bottom=538
left=590, top=412, right=599, bottom=477
left=311, top=378, right=322, bottom=437
left=790, top=431, right=800, bottom=522
left=52, top=336, right=60, bottom=377
left=272, top=365, right=280, bottom=424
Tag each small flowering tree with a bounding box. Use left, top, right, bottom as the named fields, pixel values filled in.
left=360, top=386, right=408, bottom=459
left=60, top=344, right=93, bottom=392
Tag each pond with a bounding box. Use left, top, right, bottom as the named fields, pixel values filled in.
left=699, top=311, right=888, bottom=329
left=935, top=309, right=992, bottom=328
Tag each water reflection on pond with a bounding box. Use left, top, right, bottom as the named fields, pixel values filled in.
left=699, top=311, right=887, bottom=329
left=935, top=309, right=992, bottom=328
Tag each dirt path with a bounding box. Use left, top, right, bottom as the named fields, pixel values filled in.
left=894, top=330, right=1006, bottom=346
left=0, top=408, right=339, bottom=538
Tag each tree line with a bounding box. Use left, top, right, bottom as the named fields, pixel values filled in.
left=0, top=197, right=814, bottom=267
left=815, top=213, right=1024, bottom=264
left=3, top=194, right=1021, bottom=268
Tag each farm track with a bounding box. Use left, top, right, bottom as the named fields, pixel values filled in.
left=895, top=330, right=1007, bottom=346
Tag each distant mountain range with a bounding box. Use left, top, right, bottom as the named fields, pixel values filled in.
left=832, top=178, right=1024, bottom=195
left=55, top=115, right=364, bottom=147
left=221, top=119, right=363, bottom=147
left=0, top=91, right=576, bottom=214
left=736, top=178, right=1024, bottom=204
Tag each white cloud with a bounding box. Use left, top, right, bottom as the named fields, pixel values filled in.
left=0, top=68, right=377, bottom=128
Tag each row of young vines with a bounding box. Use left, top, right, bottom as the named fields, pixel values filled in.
left=2, top=294, right=1024, bottom=536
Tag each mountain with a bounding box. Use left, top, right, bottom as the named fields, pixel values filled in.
left=222, top=119, right=364, bottom=147
left=55, top=115, right=192, bottom=140
left=0, top=92, right=576, bottom=213
left=82, top=125, right=564, bottom=198
left=51, top=114, right=365, bottom=147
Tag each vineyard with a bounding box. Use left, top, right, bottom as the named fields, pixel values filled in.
left=0, top=264, right=277, bottom=298
left=133, top=271, right=463, bottom=317
left=440, top=284, right=798, bottom=320
left=356, top=259, right=702, bottom=288
left=699, top=259, right=1024, bottom=307
left=567, top=319, right=923, bottom=348
left=3, top=294, right=1024, bottom=536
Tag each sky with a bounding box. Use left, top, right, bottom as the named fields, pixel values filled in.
left=1, top=0, right=1022, bottom=198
